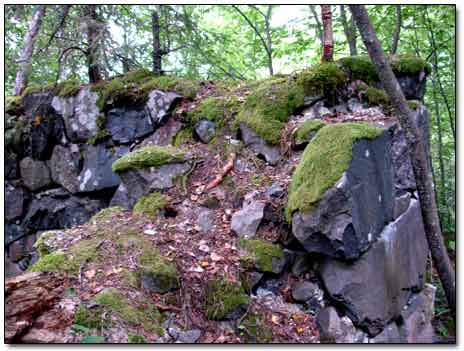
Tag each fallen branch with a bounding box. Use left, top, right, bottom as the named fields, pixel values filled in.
left=154, top=303, right=182, bottom=312
left=204, top=153, right=236, bottom=191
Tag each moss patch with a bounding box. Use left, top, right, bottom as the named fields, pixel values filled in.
left=90, top=206, right=125, bottom=224
left=235, top=76, right=305, bottom=145
left=28, top=251, right=69, bottom=273
left=366, top=86, right=390, bottom=106
left=295, top=120, right=325, bottom=144
left=239, top=239, right=284, bottom=273
left=140, top=76, right=200, bottom=99
left=133, top=192, right=167, bottom=219
left=112, top=145, right=185, bottom=173
left=407, top=100, right=421, bottom=110
left=74, top=306, right=110, bottom=330
left=95, top=288, right=163, bottom=335
left=55, top=80, right=81, bottom=97
left=298, top=62, right=346, bottom=97
left=239, top=312, right=273, bottom=343
left=137, top=248, right=179, bottom=293
left=5, top=96, right=22, bottom=115
left=173, top=127, right=193, bottom=146
left=390, top=55, right=431, bottom=76
left=286, top=123, right=383, bottom=220
left=128, top=334, right=147, bottom=343
left=87, top=130, right=111, bottom=145
left=204, top=280, right=249, bottom=320
left=338, top=56, right=379, bottom=84
left=187, top=96, right=241, bottom=127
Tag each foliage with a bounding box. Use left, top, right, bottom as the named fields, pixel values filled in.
left=204, top=279, right=249, bottom=320
left=112, top=145, right=185, bottom=173
left=286, top=123, right=383, bottom=220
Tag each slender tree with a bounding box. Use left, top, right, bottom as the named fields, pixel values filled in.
left=152, top=10, right=162, bottom=76
left=83, top=5, right=102, bottom=83
left=321, top=5, right=333, bottom=61
left=12, top=5, right=47, bottom=95
left=340, top=5, right=357, bottom=56
left=349, top=4, right=455, bottom=316
left=391, top=5, right=402, bottom=55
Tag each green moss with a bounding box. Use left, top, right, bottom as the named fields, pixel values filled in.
left=133, top=192, right=167, bottom=219
left=90, top=206, right=125, bottom=224
left=96, top=114, right=106, bottom=129
left=139, top=76, right=200, bottom=99
left=21, top=83, right=55, bottom=96
left=204, top=280, right=249, bottom=320
left=33, top=231, right=58, bottom=257
left=5, top=96, right=22, bottom=115
left=390, top=55, right=431, bottom=76
left=87, top=130, right=111, bottom=145
left=407, top=100, right=421, bottom=110
left=74, top=306, right=110, bottom=330
left=338, top=56, right=379, bottom=84
left=286, top=123, right=383, bottom=221
left=239, top=312, right=273, bottom=343
left=235, top=76, right=305, bottom=145
left=366, top=87, right=390, bottom=106
left=112, top=145, right=185, bottom=174
left=187, top=96, right=241, bottom=127
left=239, top=239, right=284, bottom=273
left=295, top=120, right=325, bottom=144
left=137, top=249, right=179, bottom=293
left=173, top=127, right=193, bottom=146
left=95, top=288, right=163, bottom=335
left=28, top=252, right=69, bottom=273
left=128, top=334, right=147, bottom=343
left=298, top=62, right=347, bottom=96
left=55, top=80, right=81, bottom=97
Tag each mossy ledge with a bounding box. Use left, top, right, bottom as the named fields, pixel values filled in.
left=239, top=238, right=284, bottom=273
left=204, top=279, right=249, bottom=320
left=187, top=95, right=241, bottom=127
left=112, top=145, right=185, bottom=174
left=294, top=120, right=326, bottom=144
left=286, top=122, right=383, bottom=221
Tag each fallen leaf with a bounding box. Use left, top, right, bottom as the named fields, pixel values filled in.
left=200, top=261, right=210, bottom=268
left=271, top=314, right=280, bottom=325
left=199, top=245, right=210, bottom=253
left=84, top=269, right=96, bottom=279
left=296, top=327, right=305, bottom=334
left=144, top=229, right=156, bottom=236
left=211, top=252, right=222, bottom=261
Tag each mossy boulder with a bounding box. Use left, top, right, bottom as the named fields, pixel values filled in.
left=366, top=87, right=390, bottom=106
left=298, top=62, right=346, bottom=99
left=239, top=239, right=285, bottom=274
left=235, top=76, right=305, bottom=145
left=187, top=96, right=240, bottom=126
left=95, top=288, right=164, bottom=335
left=204, top=280, right=249, bottom=320
left=112, top=145, right=185, bottom=174
left=286, top=123, right=383, bottom=221
left=137, top=248, right=179, bottom=293
left=133, top=192, right=167, bottom=219
left=5, top=96, right=23, bottom=115
left=294, top=119, right=326, bottom=149
left=28, top=251, right=69, bottom=273
left=90, top=206, right=125, bottom=224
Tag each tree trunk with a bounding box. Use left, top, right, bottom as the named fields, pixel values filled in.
left=321, top=5, right=334, bottom=62
left=152, top=10, right=162, bottom=76
left=309, top=5, right=323, bottom=50
left=264, top=6, right=274, bottom=76
left=12, top=5, right=47, bottom=96
left=391, top=5, right=402, bottom=55
left=340, top=5, right=357, bottom=56
left=349, top=4, right=455, bottom=317
left=83, top=5, right=102, bottom=83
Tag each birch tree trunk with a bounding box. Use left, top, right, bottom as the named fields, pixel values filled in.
left=349, top=4, right=455, bottom=316
left=12, top=5, right=47, bottom=96
left=321, top=5, right=333, bottom=62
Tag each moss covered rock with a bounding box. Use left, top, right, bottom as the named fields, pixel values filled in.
left=239, top=238, right=285, bottom=274
left=366, top=87, right=390, bottom=106
left=294, top=119, right=326, bottom=148
left=298, top=62, right=346, bottom=97
left=204, top=280, right=249, bottom=320
left=286, top=123, right=383, bottom=221
left=112, top=145, right=185, bottom=174
left=235, top=76, right=305, bottom=145
left=133, top=192, right=167, bottom=219
left=5, top=96, right=23, bottom=115
left=137, top=248, right=179, bottom=293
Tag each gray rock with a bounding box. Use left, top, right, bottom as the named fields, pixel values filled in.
left=393, top=191, right=411, bottom=220
left=397, top=73, right=427, bottom=100
left=292, top=132, right=394, bottom=260
left=111, top=162, right=191, bottom=209
left=291, top=281, right=319, bottom=302
left=52, top=87, right=100, bottom=143
left=6, top=257, right=22, bottom=278
left=5, top=224, right=26, bottom=246
left=177, top=329, right=201, bottom=343
left=266, top=183, right=285, bottom=198
left=49, top=145, right=81, bottom=193
left=20, top=157, right=53, bottom=191
left=369, top=322, right=401, bottom=343
left=146, top=90, right=182, bottom=124
left=23, top=189, right=105, bottom=232
left=231, top=201, right=265, bottom=238
left=23, top=92, right=54, bottom=119
left=398, top=284, right=436, bottom=343
left=106, top=106, right=155, bottom=144
left=317, top=307, right=361, bottom=343
left=194, top=120, right=216, bottom=143
left=78, top=145, right=129, bottom=193
left=239, top=123, right=281, bottom=165
left=5, top=182, right=28, bottom=221
left=302, top=101, right=330, bottom=120
left=197, top=208, right=215, bottom=233
left=140, top=270, right=179, bottom=294
left=5, top=152, right=20, bottom=180
left=139, top=118, right=182, bottom=147
left=319, top=199, right=428, bottom=336
left=347, top=98, right=364, bottom=113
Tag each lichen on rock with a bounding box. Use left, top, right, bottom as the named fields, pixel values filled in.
left=112, top=145, right=185, bottom=174
left=286, top=123, right=383, bottom=220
